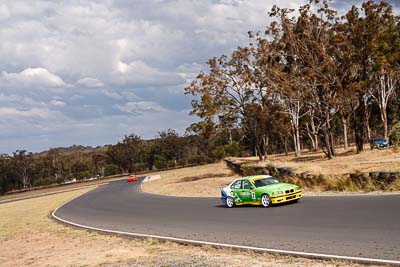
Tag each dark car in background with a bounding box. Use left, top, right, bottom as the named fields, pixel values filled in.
left=370, top=137, right=389, bottom=149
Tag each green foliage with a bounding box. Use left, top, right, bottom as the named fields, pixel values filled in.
left=32, top=177, right=64, bottom=187
left=75, top=171, right=92, bottom=180
left=211, top=141, right=241, bottom=160
left=104, top=164, right=120, bottom=176
left=132, top=163, right=148, bottom=173
left=389, top=122, right=400, bottom=146
left=187, top=155, right=207, bottom=165
left=153, top=154, right=168, bottom=169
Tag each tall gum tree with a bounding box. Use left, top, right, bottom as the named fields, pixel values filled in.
left=185, top=48, right=270, bottom=160
left=364, top=0, right=400, bottom=140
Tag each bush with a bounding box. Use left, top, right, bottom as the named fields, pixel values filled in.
left=132, top=162, right=148, bottom=173
left=167, top=160, right=177, bottom=168
left=211, top=142, right=241, bottom=160
left=104, top=164, right=120, bottom=176
left=389, top=122, right=400, bottom=146
left=211, top=146, right=225, bottom=160
left=75, top=171, right=91, bottom=180
left=187, top=155, right=207, bottom=165
left=224, top=141, right=241, bottom=157
left=177, top=158, right=187, bottom=166
left=33, top=177, right=56, bottom=187
left=154, top=154, right=167, bottom=169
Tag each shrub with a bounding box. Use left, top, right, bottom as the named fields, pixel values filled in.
left=187, top=155, right=207, bottom=165
left=104, top=164, right=120, bottom=176
left=75, top=171, right=91, bottom=180
left=33, top=177, right=56, bottom=187
left=211, top=146, right=225, bottom=160
left=132, top=162, right=148, bottom=173
left=223, top=141, right=241, bottom=157
left=389, top=122, right=400, bottom=146
left=211, top=142, right=241, bottom=160
left=154, top=154, right=167, bottom=169
left=177, top=158, right=187, bottom=166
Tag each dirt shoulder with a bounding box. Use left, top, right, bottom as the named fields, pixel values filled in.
left=0, top=182, right=379, bottom=266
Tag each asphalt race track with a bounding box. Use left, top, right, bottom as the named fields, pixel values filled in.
left=54, top=178, right=400, bottom=263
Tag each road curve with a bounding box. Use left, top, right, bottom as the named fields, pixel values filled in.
left=54, top=179, right=400, bottom=263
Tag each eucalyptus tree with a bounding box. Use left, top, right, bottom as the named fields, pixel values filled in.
left=268, top=1, right=341, bottom=158
left=363, top=0, right=400, bottom=140
left=12, top=150, right=34, bottom=189
left=185, top=47, right=271, bottom=160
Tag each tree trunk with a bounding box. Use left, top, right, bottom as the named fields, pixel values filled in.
left=382, top=109, right=388, bottom=140
left=342, top=117, right=348, bottom=150
left=296, top=126, right=301, bottom=156
left=284, top=137, right=289, bottom=156
left=255, top=144, right=263, bottom=161
left=365, top=107, right=371, bottom=141
left=329, top=131, right=335, bottom=156
left=353, top=96, right=366, bottom=153
left=293, top=131, right=299, bottom=157
left=324, top=131, right=333, bottom=159
left=263, top=135, right=268, bottom=160
left=306, top=110, right=319, bottom=151
left=292, top=123, right=301, bottom=157
left=307, top=131, right=316, bottom=151
left=314, top=134, right=318, bottom=151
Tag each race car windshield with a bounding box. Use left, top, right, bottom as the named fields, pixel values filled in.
left=253, top=178, right=279, bottom=188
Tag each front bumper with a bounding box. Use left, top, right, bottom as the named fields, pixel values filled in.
left=270, top=190, right=302, bottom=204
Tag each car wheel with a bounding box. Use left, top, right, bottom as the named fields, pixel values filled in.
left=261, top=194, right=271, bottom=207
left=226, top=196, right=235, bottom=208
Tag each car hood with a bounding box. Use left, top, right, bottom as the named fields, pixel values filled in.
left=258, top=183, right=297, bottom=191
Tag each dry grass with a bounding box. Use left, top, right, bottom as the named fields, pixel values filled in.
left=143, top=162, right=239, bottom=197
left=0, top=187, right=379, bottom=266
left=233, top=146, right=400, bottom=175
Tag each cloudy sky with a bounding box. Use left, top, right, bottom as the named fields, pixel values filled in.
left=0, top=0, right=398, bottom=153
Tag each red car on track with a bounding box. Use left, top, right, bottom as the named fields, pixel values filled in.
left=127, top=175, right=138, bottom=182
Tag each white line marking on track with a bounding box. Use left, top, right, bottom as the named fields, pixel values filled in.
left=51, top=183, right=400, bottom=266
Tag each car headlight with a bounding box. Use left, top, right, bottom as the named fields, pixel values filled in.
left=276, top=191, right=283, bottom=195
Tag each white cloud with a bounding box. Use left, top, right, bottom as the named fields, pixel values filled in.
left=50, top=99, right=66, bottom=107
left=0, top=67, right=66, bottom=90
left=115, top=101, right=167, bottom=114
left=112, top=60, right=184, bottom=87
left=76, top=77, right=104, bottom=88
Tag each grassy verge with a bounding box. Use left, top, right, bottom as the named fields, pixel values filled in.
left=0, top=186, right=379, bottom=266
left=143, top=162, right=239, bottom=197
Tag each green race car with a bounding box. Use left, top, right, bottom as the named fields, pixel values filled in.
left=221, top=175, right=302, bottom=208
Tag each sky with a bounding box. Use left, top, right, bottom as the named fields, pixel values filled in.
left=0, top=0, right=398, bottom=154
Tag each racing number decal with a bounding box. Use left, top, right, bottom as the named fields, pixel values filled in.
left=251, top=191, right=256, bottom=200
